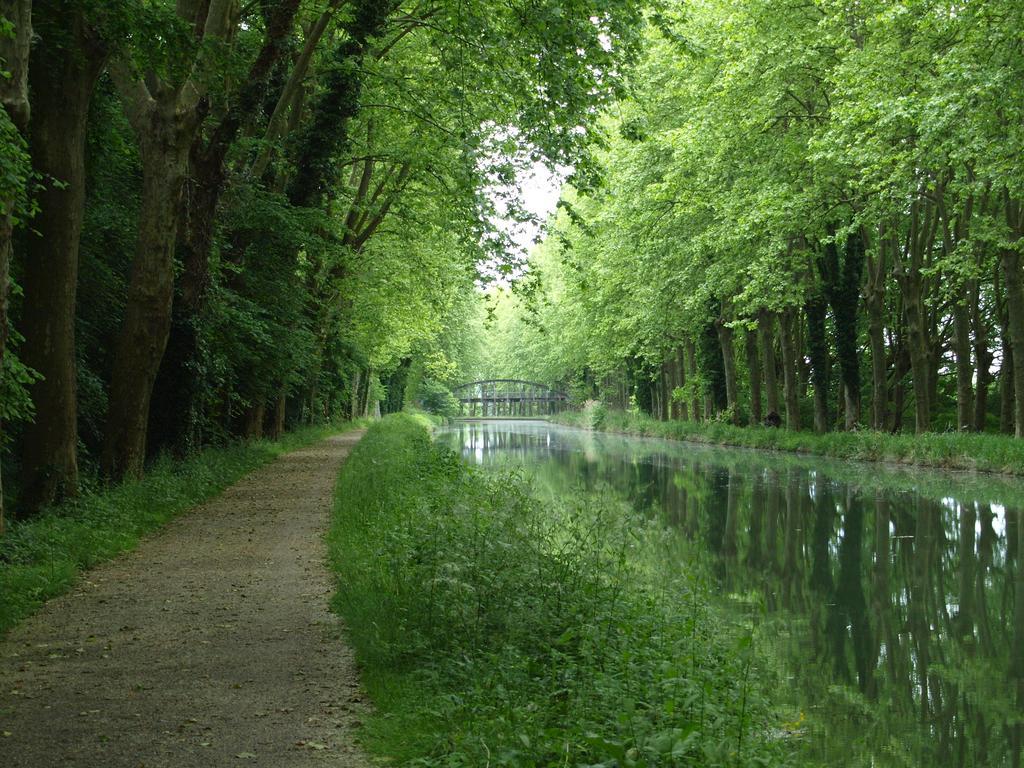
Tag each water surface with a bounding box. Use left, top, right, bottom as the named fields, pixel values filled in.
left=437, top=419, right=1024, bottom=767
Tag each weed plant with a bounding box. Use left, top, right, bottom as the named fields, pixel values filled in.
left=329, top=413, right=792, bottom=767
left=0, top=421, right=361, bottom=634
left=553, top=410, right=1024, bottom=476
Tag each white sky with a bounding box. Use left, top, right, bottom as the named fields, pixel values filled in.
left=510, top=161, right=565, bottom=251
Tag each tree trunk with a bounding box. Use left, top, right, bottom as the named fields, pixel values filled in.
left=675, top=347, right=688, bottom=421
left=805, top=294, right=829, bottom=434
left=148, top=0, right=303, bottom=456
left=903, top=276, right=932, bottom=433
left=745, top=326, right=762, bottom=425
left=832, top=231, right=864, bottom=429
left=0, top=0, right=31, bottom=532
left=971, top=279, right=992, bottom=432
left=686, top=339, right=700, bottom=422
left=265, top=392, right=286, bottom=439
left=1002, top=244, right=1024, bottom=438
left=759, top=310, right=780, bottom=418
left=19, top=16, right=105, bottom=509
left=779, top=308, right=801, bottom=430
left=102, top=114, right=194, bottom=479
left=1003, top=195, right=1024, bottom=438
left=716, top=318, right=739, bottom=425
left=953, top=301, right=974, bottom=431
left=895, top=197, right=938, bottom=434
left=243, top=402, right=265, bottom=440
left=102, top=0, right=236, bottom=479
left=866, top=231, right=889, bottom=431
left=1002, top=338, right=1015, bottom=435
left=866, top=295, right=887, bottom=432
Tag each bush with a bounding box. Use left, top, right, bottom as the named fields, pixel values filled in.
left=328, top=414, right=792, bottom=767
left=582, top=398, right=608, bottom=430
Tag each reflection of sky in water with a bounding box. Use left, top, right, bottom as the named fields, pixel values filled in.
left=437, top=419, right=1024, bottom=768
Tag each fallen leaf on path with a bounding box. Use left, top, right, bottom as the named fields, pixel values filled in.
left=235, top=752, right=257, bottom=759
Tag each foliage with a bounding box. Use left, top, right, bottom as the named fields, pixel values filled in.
left=327, top=414, right=793, bottom=767
left=476, top=0, right=1024, bottom=437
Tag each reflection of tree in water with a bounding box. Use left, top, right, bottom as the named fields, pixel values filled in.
left=440, top=422, right=1024, bottom=766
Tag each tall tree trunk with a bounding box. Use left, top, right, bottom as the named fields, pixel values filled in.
left=895, top=197, right=938, bottom=434
left=902, top=275, right=932, bottom=433
left=0, top=0, right=31, bottom=532
left=831, top=231, right=864, bottom=429
left=716, top=318, right=739, bottom=425
left=971, top=278, right=992, bottom=432
left=865, top=229, right=890, bottom=431
left=148, top=0, right=303, bottom=456
left=745, top=326, right=762, bottom=425
left=758, top=310, right=780, bottom=418
left=103, top=0, right=236, bottom=479
left=953, top=301, right=974, bottom=431
left=1002, top=340, right=1015, bottom=435
left=19, top=15, right=105, bottom=509
left=779, top=308, right=801, bottom=430
left=285, top=0, right=400, bottom=208
left=675, top=347, right=688, bottom=421
left=102, top=113, right=195, bottom=479
left=1003, top=194, right=1024, bottom=438
left=698, top=310, right=727, bottom=416
left=686, top=339, right=700, bottom=422
left=805, top=294, right=830, bottom=434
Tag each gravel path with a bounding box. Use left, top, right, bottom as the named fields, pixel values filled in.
left=0, top=431, right=369, bottom=767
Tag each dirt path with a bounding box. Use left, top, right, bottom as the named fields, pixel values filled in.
left=0, top=431, right=368, bottom=767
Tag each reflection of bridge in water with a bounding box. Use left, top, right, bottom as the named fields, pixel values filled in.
left=452, top=379, right=570, bottom=418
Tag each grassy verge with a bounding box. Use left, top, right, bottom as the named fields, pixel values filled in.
left=0, top=421, right=362, bottom=634
left=553, top=407, right=1024, bottom=475
left=328, top=413, right=791, bottom=767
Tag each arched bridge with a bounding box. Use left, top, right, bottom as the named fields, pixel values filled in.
left=452, top=379, right=570, bottom=418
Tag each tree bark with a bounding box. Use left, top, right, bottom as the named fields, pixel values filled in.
left=716, top=318, right=739, bottom=425
left=745, top=326, right=762, bottom=425
left=953, top=301, right=974, bottom=431
left=270, top=393, right=286, bottom=438
left=758, top=310, right=780, bottom=418
left=971, top=278, right=992, bottom=432
left=833, top=232, right=864, bottom=429
left=779, top=308, right=801, bottom=430
left=805, top=294, right=829, bottom=434
left=242, top=401, right=265, bottom=440
left=866, top=232, right=889, bottom=431
left=0, top=0, right=31, bottom=532
left=685, top=339, right=700, bottom=422
left=148, top=0, right=303, bottom=456
left=285, top=0, right=400, bottom=208
left=102, top=103, right=196, bottom=479
left=19, top=13, right=105, bottom=509
left=894, top=197, right=938, bottom=434
left=1001, top=193, right=1024, bottom=438
left=103, top=0, right=236, bottom=479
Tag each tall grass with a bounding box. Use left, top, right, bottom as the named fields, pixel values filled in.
left=0, top=422, right=361, bottom=634
left=554, top=409, right=1024, bottom=475
left=328, top=413, right=792, bottom=767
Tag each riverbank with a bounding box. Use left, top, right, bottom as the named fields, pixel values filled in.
left=0, top=421, right=364, bottom=634
left=327, top=413, right=791, bottom=767
left=552, top=409, right=1024, bottom=476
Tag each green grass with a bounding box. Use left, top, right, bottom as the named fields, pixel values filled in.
left=327, top=413, right=792, bottom=767
left=553, top=408, right=1024, bottom=475
left=0, top=421, right=363, bottom=635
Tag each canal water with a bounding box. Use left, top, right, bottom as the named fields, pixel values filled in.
left=436, top=419, right=1024, bottom=767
